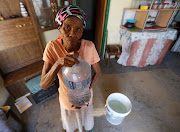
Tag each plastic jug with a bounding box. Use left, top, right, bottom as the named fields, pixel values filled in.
left=62, top=56, right=91, bottom=107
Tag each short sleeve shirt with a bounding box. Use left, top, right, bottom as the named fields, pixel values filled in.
left=43, top=37, right=100, bottom=110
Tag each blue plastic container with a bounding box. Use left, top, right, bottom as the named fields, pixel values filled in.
left=127, top=19, right=136, bottom=23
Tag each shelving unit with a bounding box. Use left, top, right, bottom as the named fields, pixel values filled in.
left=124, top=8, right=180, bottom=11
left=121, top=0, right=180, bottom=31
left=30, top=0, right=74, bottom=32
left=0, top=0, right=44, bottom=98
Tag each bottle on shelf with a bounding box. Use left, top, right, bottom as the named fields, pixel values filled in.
left=158, top=3, right=164, bottom=9
left=20, top=2, right=29, bottom=17
left=152, top=3, right=159, bottom=9
left=163, top=3, right=170, bottom=9
left=0, top=12, right=4, bottom=21
left=170, top=0, right=178, bottom=9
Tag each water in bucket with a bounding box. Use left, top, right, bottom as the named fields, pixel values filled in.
left=109, top=100, right=127, bottom=113
left=106, top=93, right=132, bottom=125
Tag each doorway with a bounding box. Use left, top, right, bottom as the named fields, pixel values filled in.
left=76, top=0, right=97, bottom=42
left=76, top=0, right=108, bottom=54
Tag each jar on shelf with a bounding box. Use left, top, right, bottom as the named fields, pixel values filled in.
left=170, top=1, right=178, bottom=9
left=164, top=3, right=169, bottom=9
left=158, top=3, right=164, bottom=9
left=64, top=1, right=69, bottom=6
left=152, top=3, right=158, bottom=9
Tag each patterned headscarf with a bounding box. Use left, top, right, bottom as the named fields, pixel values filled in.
left=55, top=4, right=87, bottom=30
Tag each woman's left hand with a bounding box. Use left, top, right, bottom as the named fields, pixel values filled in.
left=71, top=102, right=89, bottom=109
left=89, top=86, right=92, bottom=90
left=71, top=105, right=81, bottom=109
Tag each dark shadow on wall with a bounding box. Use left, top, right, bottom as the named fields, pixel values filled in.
left=76, top=0, right=97, bottom=43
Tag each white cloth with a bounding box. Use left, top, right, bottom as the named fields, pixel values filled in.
left=119, top=29, right=177, bottom=44
left=171, top=36, right=180, bottom=52
left=60, top=102, right=94, bottom=132
left=117, top=29, right=178, bottom=66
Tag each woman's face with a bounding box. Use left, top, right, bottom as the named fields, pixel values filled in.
left=59, top=16, right=83, bottom=45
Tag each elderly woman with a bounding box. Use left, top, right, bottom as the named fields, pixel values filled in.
left=40, top=5, right=101, bottom=132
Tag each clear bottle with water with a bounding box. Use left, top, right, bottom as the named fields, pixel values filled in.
left=62, top=56, right=91, bottom=107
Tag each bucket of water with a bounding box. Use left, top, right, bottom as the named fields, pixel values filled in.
left=105, top=93, right=132, bottom=125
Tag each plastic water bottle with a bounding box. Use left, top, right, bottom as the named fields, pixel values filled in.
left=62, top=56, right=91, bottom=107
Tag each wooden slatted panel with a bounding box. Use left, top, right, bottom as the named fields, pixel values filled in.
left=156, top=10, right=174, bottom=27
left=4, top=60, right=43, bottom=87
left=135, top=11, right=148, bottom=29
left=0, top=40, right=42, bottom=74
left=0, top=0, right=21, bottom=19
left=6, top=81, right=31, bottom=99
left=0, top=17, right=38, bottom=51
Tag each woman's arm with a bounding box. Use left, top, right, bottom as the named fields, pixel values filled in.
left=40, top=52, right=79, bottom=90
left=40, top=61, right=61, bottom=90
left=89, top=62, right=101, bottom=89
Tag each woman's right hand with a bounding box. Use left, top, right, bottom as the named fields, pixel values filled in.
left=57, top=51, right=79, bottom=67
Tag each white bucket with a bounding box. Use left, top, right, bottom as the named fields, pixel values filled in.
left=106, top=93, right=132, bottom=125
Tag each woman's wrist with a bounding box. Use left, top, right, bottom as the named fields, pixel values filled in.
left=89, top=84, right=93, bottom=90
left=55, top=61, right=62, bottom=70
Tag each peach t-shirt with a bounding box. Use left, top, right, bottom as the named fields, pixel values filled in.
left=43, top=37, right=100, bottom=110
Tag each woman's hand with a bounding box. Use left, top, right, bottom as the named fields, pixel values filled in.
left=71, top=103, right=89, bottom=109
left=71, top=105, right=81, bottom=109
left=57, top=51, right=79, bottom=67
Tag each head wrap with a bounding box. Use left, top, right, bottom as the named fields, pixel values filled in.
left=55, top=4, right=87, bottom=30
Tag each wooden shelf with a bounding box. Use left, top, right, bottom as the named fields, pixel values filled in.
left=123, top=6, right=176, bottom=30
left=0, top=16, right=31, bottom=22
left=0, top=0, right=44, bottom=99
left=124, top=8, right=178, bottom=11
left=144, top=25, right=166, bottom=30
left=4, top=60, right=44, bottom=87
left=169, top=26, right=180, bottom=29
left=121, top=26, right=142, bottom=31
left=150, top=9, right=177, bottom=11
left=148, top=17, right=157, bottom=18
left=0, top=37, right=39, bottom=51
left=121, top=25, right=167, bottom=31
left=124, top=8, right=149, bottom=11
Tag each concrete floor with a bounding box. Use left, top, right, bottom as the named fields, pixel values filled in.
left=6, top=51, right=180, bottom=132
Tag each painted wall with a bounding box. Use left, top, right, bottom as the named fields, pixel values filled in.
left=40, top=29, right=60, bottom=48
left=107, top=0, right=173, bottom=46
left=107, top=0, right=133, bottom=45
left=76, top=0, right=96, bottom=30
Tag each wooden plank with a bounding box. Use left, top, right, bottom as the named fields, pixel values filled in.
left=6, top=81, right=30, bottom=99
left=0, top=57, right=42, bottom=75
left=156, top=10, right=174, bottom=27
left=144, top=26, right=166, bottom=30
left=135, top=11, right=148, bottom=29
left=0, top=0, right=21, bottom=19
left=0, top=17, right=39, bottom=51
left=4, top=60, right=44, bottom=87
left=0, top=41, right=42, bottom=74
left=124, top=8, right=149, bottom=11
left=124, top=8, right=176, bottom=11
left=0, top=17, right=31, bottom=30
left=121, top=25, right=167, bottom=31
left=151, top=9, right=176, bottom=11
